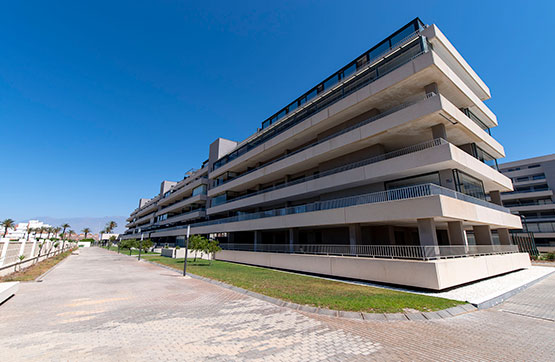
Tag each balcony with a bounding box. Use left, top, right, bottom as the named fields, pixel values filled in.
left=212, top=21, right=427, bottom=172
left=158, top=177, right=208, bottom=206
left=211, top=92, right=439, bottom=192
left=209, top=138, right=448, bottom=214
left=151, top=183, right=513, bottom=238
left=157, top=194, right=207, bottom=215
left=219, top=243, right=519, bottom=261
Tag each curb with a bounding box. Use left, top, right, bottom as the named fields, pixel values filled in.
left=473, top=269, right=555, bottom=309
left=35, top=249, right=74, bottom=282
left=134, top=255, right=477, bottom=322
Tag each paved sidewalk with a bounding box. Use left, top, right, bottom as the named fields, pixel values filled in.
left=0, top=248, right=553, bottom=361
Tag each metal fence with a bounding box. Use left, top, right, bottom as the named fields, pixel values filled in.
left=511, top=233, right=539, bottom=257
left=219, top=243, right=520, bottom=261
left=221, top=138, right=447, bottom=205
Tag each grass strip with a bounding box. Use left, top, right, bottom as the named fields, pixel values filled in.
left=142, top=254, right=464, bottom=314
left=102, top=246, right=159, bottom=256
left=1, top=250, right=74, bottom=282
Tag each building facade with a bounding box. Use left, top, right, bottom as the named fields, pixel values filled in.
left=0, top=220, right=52, bottom=240
left=123, top=19, right=530, bottom=289
left=498, top=154, right=555, bottom=247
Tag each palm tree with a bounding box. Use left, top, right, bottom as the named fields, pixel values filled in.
left=82, top=227, right=91, bottom=239
left=2, top=219, right=15, bottom=238
left=68, top=230, right=75, bottom=240
left=106, top=221, right=118, bottom=233
left=61, top=223, right=70, bottom=240
left=46, top=227, right=53, bottom=239
left=26, top=224, right=32, bottom=241
left=53, top=227, right=62, bottom=239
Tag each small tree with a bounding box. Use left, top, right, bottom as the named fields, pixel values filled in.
left=18, top=255, right=25, bottom=271
left=188, top=235, right=207, bottom=262
left=121, top=239, right=137, bottom=255
left=139, top=239, right=153, bottom=254
left=205, top=239, right=222, bottom=265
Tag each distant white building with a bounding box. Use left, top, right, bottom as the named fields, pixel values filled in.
left=1, top=220, right=52, bottom=240
left=100, top=233, right=119, bottom=241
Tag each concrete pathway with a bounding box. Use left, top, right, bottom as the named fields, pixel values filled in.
left=0, top=248, right=553, bottom=361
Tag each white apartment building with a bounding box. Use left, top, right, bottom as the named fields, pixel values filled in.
left=498, top=154, right=555, bottom=248
left=122, top=18, right=530, bottom=290
left=1, top=220, right=51, bottom=240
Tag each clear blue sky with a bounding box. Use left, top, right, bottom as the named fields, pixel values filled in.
left=1, top=1, right=554, bottom=221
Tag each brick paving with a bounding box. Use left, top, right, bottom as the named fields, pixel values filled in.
left=0, top=248, right=553, bottom=361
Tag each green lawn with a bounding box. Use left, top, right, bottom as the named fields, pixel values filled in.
left=142, top=254, right=464, bottom=313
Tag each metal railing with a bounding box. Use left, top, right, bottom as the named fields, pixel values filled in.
left=213, top=92, right=438, bottom=189
left=125, top=183, right=510, bottom=236
left=217, top=138, right=447, bottom=206
left=193, top=183, right=509, bottom=228
left=219, top=243, right=520, bottom=261
left=213, top=30, right=427, bottom=171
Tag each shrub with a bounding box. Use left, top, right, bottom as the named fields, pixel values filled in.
left=545, top=252, right=555, bottom=261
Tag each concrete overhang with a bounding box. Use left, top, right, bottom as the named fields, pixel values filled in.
left=208, top=95, right=507, bottom=198
left=207, top=142, right=513, bottom=215
left=152, top=194, right=521, bottom=238
left=209, top=48, right=498, bottom=180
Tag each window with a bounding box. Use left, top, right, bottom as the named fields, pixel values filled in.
left=516, top=177, right=529, bottom=182
left=532, top=174, right=546, bottom=180
left=508, top=167, right=521, bottom=172
left=323, top=75, right=339, bottom=90
left=211, top=194, right=227, bottom=207
left=369, top=41, right=391, bottom=61
left=453, top=170, right=486, bottom=200
left=528, top=164, right=540, bottom=169
left=192, top=184, right=207, bottom=197
left=342, top=63, right=356, bottom=79
left=156, top=214, right=168, bottom=223
left=390, top=23, right=417, bottom=46
left=385, top=172, right=440, bottom=190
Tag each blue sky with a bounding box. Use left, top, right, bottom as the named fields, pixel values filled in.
left=1, top=1, right=554, bottom=221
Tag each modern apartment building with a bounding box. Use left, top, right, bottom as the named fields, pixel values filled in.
left=498, top=154, right=555, bottom=247
left=123, top=18, right=530, bottom=290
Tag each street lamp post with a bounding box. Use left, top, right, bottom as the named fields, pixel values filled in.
left=138, top=232, right=144, bottom=261
left=183, top=225, right=190, bottom=276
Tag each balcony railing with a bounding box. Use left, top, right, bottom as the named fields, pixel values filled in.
left=213, top=92, right=438, bottom=189
left=213, top=23, right=427, bottom=171
left=215, top=138, right=448, bottom=207
left=190, top=183, right=509, bottom=229
left=219, top=243, right=519, bottom=261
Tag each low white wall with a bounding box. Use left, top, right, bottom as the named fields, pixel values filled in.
left=161, top=248, right=212, bottom=260
left=78, top=242, right=91, bottom=248
left=216, top=250, right=531, bottom=290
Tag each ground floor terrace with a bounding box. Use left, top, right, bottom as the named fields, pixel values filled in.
left=1, top=247, right=553, bottom=361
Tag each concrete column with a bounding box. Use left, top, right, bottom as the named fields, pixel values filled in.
left=418, top=218, right=439, bottom=257
left=447, top=221, right=469, bottom=253
left=447, top=221, right=466, bottom=245
left=254, top=230, right=262, bottom=251
left=490, top=191, right=502, bottom=206
left=431, top=123, right=447, bottom=140
left=497, top=228, right=511, bottom=245
left=473, top=225, right=493, bottom=245
left=0, top=240, right=10, bottom=267
left=18, top=239, right=26, bottom=258
left=30, top=240, right=37, bottom=259
left=387, top=226, right=396, bottom=245
left=349, top=224, right=362, bottom=255
left=289, top=228, right=298, bottom=253
left=424, top=82, right=439, bottom=95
